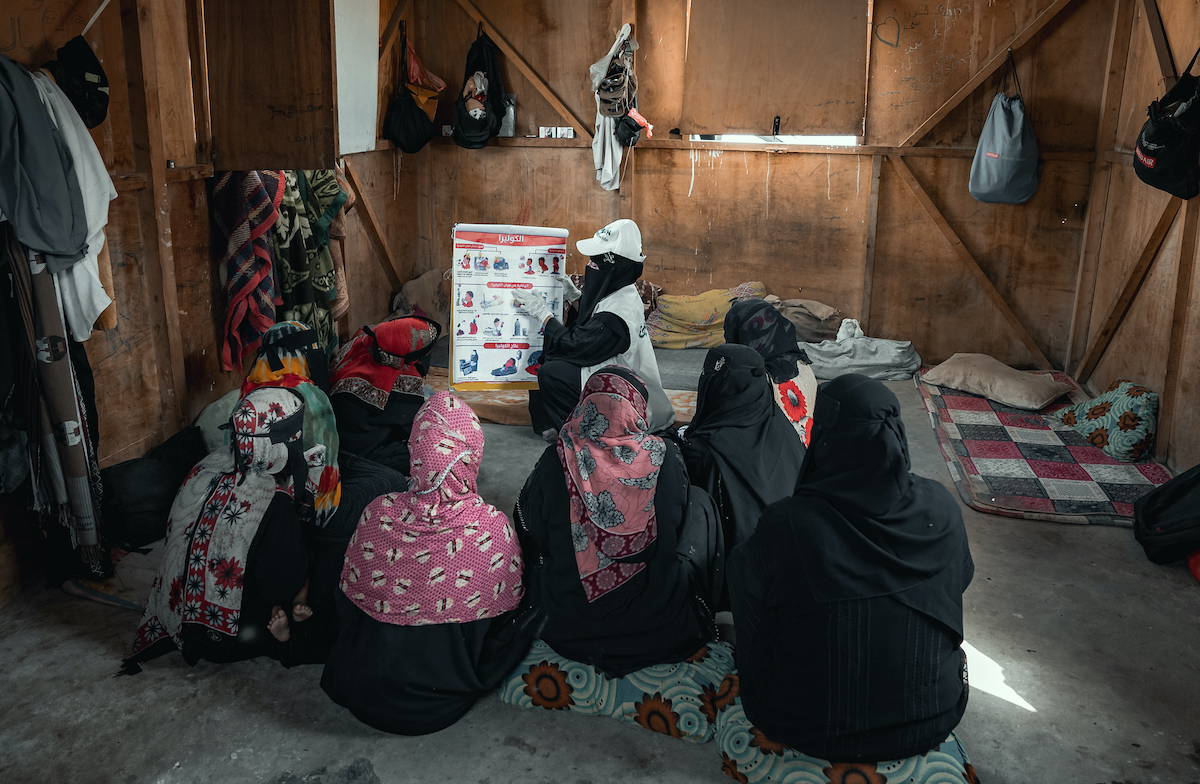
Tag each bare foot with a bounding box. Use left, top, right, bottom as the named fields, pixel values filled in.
left=292, top=603, right=313, bottom=622
left=541, top=428, right=558, bottom=442
left=268, top=605, right=290, bottom=642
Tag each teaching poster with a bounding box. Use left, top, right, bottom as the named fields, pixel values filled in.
left=450, top=223, right=567, bottom=390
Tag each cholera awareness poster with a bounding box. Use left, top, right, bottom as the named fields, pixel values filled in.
left=450, top=224, right=567, bottom=390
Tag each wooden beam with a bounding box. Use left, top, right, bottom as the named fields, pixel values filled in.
left=618, top=1, right=636, bottom=218
left=1155, top=199, right=1199, bottom=463
left=1075, top=196, right=1182, bottom=381
left=1065, top=0, right=1136, bottom=373
left=184, top=0, right=211, bottom=163
left=342, top=158, right=405, bottom=291
left=859, top=153, right=882, bottom=332
left=113, top=173, right=149, bottom=192
left=1140, top=0, right=1177, bottom=89
left=165, top=163, right=215, bottom=182
left=122, top=0, right=187, bottom=430
left=888, top=155, right=1053, bottom=369
left=450, top=0, right=593, bottom=140
left=379, top=0, right=409, bottom=59
left=900, top=0, right=1075, bottom=147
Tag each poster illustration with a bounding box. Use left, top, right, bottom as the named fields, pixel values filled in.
left=450, top=223, right=567, bottom=389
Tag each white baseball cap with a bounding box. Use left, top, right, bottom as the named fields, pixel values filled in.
left=576, top=219, right=645, bottom=262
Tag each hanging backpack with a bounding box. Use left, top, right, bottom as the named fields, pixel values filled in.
left=452, top=24, right=505, bottom=149
left=969, top=49, right=1041, bottom=204
left=597, top=39, right=637, bottom=118
left=382, top=22, right=437, bottom=154
left=1134, top=462, right=1200, bottom=564
left=1133, top=46, right=1200, bottom=200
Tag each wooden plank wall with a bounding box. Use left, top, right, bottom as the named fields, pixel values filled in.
left=1069, top=0, right=1200, bottom=472
left=410, top=0, right=1110, bottom=371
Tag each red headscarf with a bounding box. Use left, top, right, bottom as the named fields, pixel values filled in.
left=330, top=316, right=440, bottom=410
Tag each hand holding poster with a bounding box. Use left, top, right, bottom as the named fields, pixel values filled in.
left=450, top=224, right=567, bottom=389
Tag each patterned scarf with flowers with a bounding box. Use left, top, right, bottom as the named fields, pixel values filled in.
left=557, top=368, right=666, bottom=602
left=341, top=391, right=523, bottom=625
left=125, top=388, right=326, bottom=669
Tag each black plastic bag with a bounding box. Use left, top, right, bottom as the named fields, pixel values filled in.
left=1134, top=462, right=1200, bottom=564
left=452, top=24, right=505, bottom=149
left=42, top=36, right=109, bottom=129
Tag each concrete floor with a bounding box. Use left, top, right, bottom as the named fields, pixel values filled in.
left=2, top=380, right=1200, bottom=784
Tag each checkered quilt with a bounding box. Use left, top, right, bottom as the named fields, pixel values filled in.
left=918, top=370, right=1172, bottom=527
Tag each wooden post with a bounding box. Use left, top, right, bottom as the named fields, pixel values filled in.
left=1140, top=0, right=1177, bottom=89
left=1155, top=199, right=1200, bottom=464
left=900, top=0, right=1075, bottom=147
left=1075, top=196, right=1183, bottom=382
left=451, top=0, right=593, bottom=140
left=888, top=155, right=1053, bottom=369
left=618, top=1, right=636, bottom=220
left=184, top=0, right=211, bottom=164
left=859, top=153, right=882, bottom=332
left=1066, top=0, right=1136, bottom=373
left=121, top=0, right=187, bottom=431
left=343, top=158, right=407, bottom=291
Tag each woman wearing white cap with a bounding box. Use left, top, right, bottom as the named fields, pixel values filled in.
left=512, top=219, right=675, bottom=439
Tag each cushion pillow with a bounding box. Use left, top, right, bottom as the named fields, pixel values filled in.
left=714, top=688, right=980, bottom=784
left=1055, top=379, right=1158, bottom=462
left=924, top=353, right=1072, bottom=410
left=498, top=639, right=735, bottom=743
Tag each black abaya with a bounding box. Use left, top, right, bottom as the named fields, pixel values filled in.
left=515, top=439, right=719, bottom=676
left=331, top=391, right=423, bottom=476
left=321, top=593, right=531, bottom=735
left=681, top=345, right=804, bottom=553
left=727, top=375, right=973, bottom=761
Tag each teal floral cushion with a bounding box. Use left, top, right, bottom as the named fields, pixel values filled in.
left=1055, top=379, right=1158, bottom=462
left=715, top=692, right=979, bottom=784
left=498, top=639, right=736, bottom=743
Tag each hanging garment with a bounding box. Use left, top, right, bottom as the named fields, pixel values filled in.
left=329, top=316, right=439, bottom=475
left=516, top=367, right=719, bottom=677
left=30, top=70, right=117, bottom=339
left=3, top=225, right=106, bottom=574
left=727, top=375, right=974, bottom=761
left=124, top=388, right=323, bottom=671
left=0, top=55, right=87, bottom=271
left=212, top=170, right=284, bottom=371
left=273, top=171, right=337, bottom=357
left=682, top=344, right=804, bottom=553
left=242, top=321, right=341, bottom=528
left=589, top=24, right=635, bottom=190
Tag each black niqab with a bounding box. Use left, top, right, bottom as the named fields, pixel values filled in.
left=724, top=299, right=810, bottom=384
left=686, top=345, right=805, bottom=545
left=577, top=252, right=643, bottom=321
left=785, top=374, right=972, bottom=636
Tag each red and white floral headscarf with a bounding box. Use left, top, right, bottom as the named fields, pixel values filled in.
left=341, top=391, right=523, bottom=625
left=558, top=368, right=665, bottom=602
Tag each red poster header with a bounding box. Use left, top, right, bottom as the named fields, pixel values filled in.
left=455, top=231, right=567, bottom=248
left=484, top=342, right=530, bottom=349
left=455, top=243, right=485, bottom=249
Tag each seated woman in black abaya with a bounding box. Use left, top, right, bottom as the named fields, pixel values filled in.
left=681, top=344, right=805, bottom=556
left=727, top=375, right=974, bottom=762
left=329, top=315, right=440, bottom=476
left=513, top=219, right=674, bottom=439
left=515, top=367, right=722, bottom=677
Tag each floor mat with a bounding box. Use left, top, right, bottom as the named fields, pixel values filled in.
left=917, top=369, right=1172, bottom=527
left=426, top=367, right=698, bottom=426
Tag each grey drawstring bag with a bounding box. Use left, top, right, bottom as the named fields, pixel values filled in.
left=969, top=50, right=1041, bottom=204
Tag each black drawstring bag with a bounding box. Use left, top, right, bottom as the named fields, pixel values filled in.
left=452, top=24, right=505, bottom=149
left=1134, top=462, right=1200, bottom=564
left=1134, top=46, right=1200, bottom=200
left=41, top=36, right=109, bottom=129
left=382, top=22, right=436, bottom=154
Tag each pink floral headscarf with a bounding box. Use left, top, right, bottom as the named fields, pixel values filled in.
left=558, top=369, right=665, bottom=602
left=341, top=391, right=524, bottom=625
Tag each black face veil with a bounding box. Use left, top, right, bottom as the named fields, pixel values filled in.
left=577, top=252, right=643, bottom=321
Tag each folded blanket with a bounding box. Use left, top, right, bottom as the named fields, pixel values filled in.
left=647, top=282, right=766, bottom=350
left=799, top=337, right=921, bottom=381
